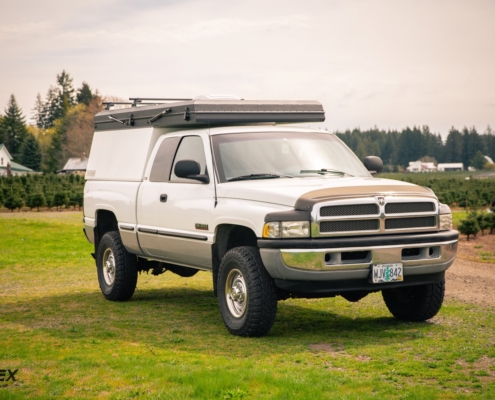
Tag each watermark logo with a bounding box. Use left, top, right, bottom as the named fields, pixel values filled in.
left=0, top=369, right=18, bottom=383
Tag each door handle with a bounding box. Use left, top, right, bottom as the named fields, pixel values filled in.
left=160, top=194, right=168, bottom=203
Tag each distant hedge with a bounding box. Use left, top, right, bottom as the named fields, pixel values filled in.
left=0, top=174, right=84, bottom=211
left=1, top=172, right=494, bottom=212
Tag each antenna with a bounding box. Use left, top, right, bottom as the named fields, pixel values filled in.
left=207, top=116, right=218, bottom=208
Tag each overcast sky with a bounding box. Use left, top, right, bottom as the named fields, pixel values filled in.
left=1, top=0, right=494, bottom=138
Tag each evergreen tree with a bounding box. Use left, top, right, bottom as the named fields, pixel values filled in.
left=20, top=134, right=42, bottom=171
left=486, top=212, right=495, bottom=234
left=462, top=127, right=485, bottom=169
left=398, top=126, right=425, bottom=166
left=57, top=70, right=76, bottom=116
left=0, top=94, right=29, bottom=159
left=40, top=71, right=77, bottom=129
left=32, top=93, right=46, bottom=129
left=76, top=82, right=97, bottom=106
left=458, top=217, right=480, bottom=241
left=483, top=125, right=495, bottom=161
left=43, top=86, right=62, bottom=128
left=471, top=151, right=487, bottom=170
left=26, top=192, right=46, bottom=211
left=53, top=190, right=68, bottom=211
left=0, top=115, right=4, bottom=144
left=4, top=190, right=24, bottom=212
left=444, top=128, right=463, bottom=163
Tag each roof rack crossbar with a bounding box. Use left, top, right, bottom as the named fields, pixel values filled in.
left=102, top=101, right=134, bottom=110
left=129, top=97, right=192, bottom=107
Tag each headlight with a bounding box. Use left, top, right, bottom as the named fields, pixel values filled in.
left=263, top=221, right=310, bottom=238
left=439, top=204, right=452, bottom=231
left=439, top=214, right=452, bottom=231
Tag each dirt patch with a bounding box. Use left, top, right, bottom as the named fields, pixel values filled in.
left=309, top=343, right=345, bottom=353
left=446, top=234, right=495, bottom=307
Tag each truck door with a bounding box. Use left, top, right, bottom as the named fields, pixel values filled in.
left=137, top=134, right=215, bottom=269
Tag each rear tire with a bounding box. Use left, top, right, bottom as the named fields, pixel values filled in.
left=218, top=247, right=278, bottom=337
left=382, top=280, right=445, bottom=322
left=97, top=231, right=138, bottom=301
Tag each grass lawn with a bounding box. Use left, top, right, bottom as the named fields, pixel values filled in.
left=1, top=212, right=494, bottom=399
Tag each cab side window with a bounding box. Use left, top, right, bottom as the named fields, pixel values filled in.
left=149, top=136, right=181, bottom=182
left=170, top=136, right=207, bottom=181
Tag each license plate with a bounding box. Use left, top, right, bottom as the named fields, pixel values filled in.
left=372, top=263, right=403, bottom=283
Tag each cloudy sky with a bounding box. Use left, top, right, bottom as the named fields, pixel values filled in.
left=1, top=0, right=494, bottom=137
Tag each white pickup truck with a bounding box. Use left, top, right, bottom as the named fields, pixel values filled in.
left=83, top=97, right=458, bottom=337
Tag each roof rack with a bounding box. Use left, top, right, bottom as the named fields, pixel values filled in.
left=94, top=98, right=325, bottom=131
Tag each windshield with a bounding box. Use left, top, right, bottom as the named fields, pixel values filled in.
left=212, top=131, right=370, bottom=182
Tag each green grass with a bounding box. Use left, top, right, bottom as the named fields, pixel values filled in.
left=452, top=211, right=468, bottom=229
left=1, top=212, right=495, bottom=399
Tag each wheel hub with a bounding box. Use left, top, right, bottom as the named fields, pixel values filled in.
left=102, top=249, right=116, bottom=286
left=225, top=269, right=248, bottom=318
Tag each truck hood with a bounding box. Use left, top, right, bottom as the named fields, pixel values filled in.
left=216, top=177, right=436, bottom=210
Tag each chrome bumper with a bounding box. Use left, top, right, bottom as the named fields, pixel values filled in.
left=259, top=235, right=457, bottom=282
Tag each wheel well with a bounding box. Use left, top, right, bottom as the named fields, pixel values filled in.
left=212, top=224, right=258, bottom=296
left=94, top=210, right=119, bottom=253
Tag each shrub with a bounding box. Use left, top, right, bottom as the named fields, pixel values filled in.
left=4, top=193, right=24, bottom=212
left=458, top=218, right=480, bottom=241
left=45, top=193, right=55, bottom=210
left=26, top=192, right=46, bottom=211
left=53, top=191, right=68, bottom=211
left=475, top=212, right=490, bottom=235
left=486, top=213, right=495, bottom=234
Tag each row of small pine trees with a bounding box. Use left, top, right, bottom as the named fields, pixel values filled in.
left=458, top=208, right=495, bottom=240
left=0, top=173, right=84, bottom=211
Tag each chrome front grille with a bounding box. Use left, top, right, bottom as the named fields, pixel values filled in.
left=385, top=216, right=436, bottom=230
left=314, top=197, right=438, bottom=237
left=320, top=204, right=378, bottom=217
left=385, top=202, right=435, bottom=214
left=320, top=219, right=380, bottom=233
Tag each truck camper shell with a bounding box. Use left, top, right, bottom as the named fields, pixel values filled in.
left=94, top=99, right=325, bottom=132
left=87, top=98, right=325, bottom=181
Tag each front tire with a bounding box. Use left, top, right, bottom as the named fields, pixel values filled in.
left=97, top=231, right=138, bottom=301
left=218, top=247, right=278, bottom=337
left=382, top=280, right=445, bottom=322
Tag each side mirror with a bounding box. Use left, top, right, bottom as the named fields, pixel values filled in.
left=174, top=160, right=210, bottom=183
left=364, top=156, right=383, bottom=174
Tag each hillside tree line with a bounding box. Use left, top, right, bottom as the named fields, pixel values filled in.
left=336, top=126, right=495, bottom=171
left=0, top=70, right=101, bottom=172
left=1, top=72, right=494, bottom=173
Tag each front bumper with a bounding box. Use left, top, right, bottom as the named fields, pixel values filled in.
left=259, top=230, right=458, bottom=295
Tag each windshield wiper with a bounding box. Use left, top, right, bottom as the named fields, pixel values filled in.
left=228, top=173, right=283, bottom=182
left=300, top=168, right=354, bottom=177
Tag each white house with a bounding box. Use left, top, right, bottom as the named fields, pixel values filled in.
left=0, top=144, right=34, bottom=176
left=437, top=163, right=463, bottom=172
left=406, top=161, right=437, bottom=173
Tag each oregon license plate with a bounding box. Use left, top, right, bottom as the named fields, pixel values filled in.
left=372, top=263, right=403, bottom=283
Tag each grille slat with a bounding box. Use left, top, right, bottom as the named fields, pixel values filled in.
left=385, top=216, right=436, bottom=230
left=320, top=219, right=380, bottom=233
left=320, top=204, right=379, bottom=217
left=385, top=202, right=435, bottom=214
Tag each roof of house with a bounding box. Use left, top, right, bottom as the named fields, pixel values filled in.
left=0, top=144, right=13, bottom=160
left=61, top=157, right=88, bottom=171
left=437, top=163, right=463, bottom=168
left=484, top=155, right=494, bottom=164
left=0, top=161, right=34, bottom=173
